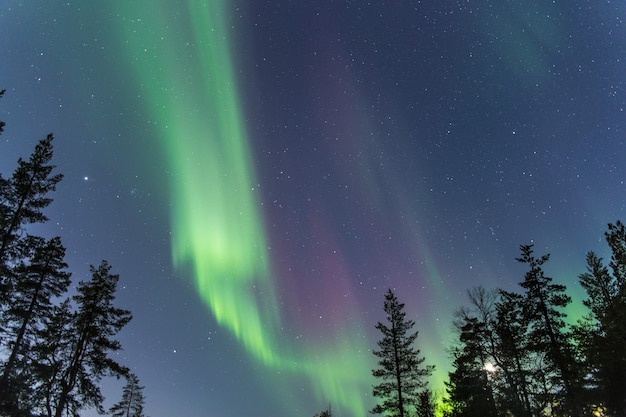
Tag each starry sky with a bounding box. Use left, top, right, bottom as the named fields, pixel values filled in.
left=1, top=1, right=625, bottom=416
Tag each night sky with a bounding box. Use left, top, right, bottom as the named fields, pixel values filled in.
left=1, top=1, right=625, bottom=416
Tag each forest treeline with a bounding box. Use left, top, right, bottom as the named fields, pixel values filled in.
left=315, top=224, right=626, bottom=417
left=330, top=221, right=626, bottom=417
left=0, top=89, right=145, bottom=417
left=441, top=228, right=626, bottom=417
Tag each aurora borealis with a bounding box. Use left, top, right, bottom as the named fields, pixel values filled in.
left=116, top=2, right=371, bottom=415
left=1, top=1, right=625, bottom=416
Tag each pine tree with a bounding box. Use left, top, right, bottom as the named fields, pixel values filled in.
left=516, top=245, right=581, bottom=417
left=371, top=289, right=433, bottom=417
left=415, top=389, right=436, bottom=417
left=0, top=123, right=65, bottom=416
left=31, top=299, right=75, bottom=417
left=0, top=236, right=71, bottom=410
left=574, top=221, right=626, bottom=416
left=0, top=134, right=63, bottom=303
left=50, top=261, right=132, bottom=417
left=109, top=373, right=146, bottom=417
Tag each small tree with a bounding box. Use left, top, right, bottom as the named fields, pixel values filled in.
left=110, top=373, right=146, bottom=417
left=415, top=389, right=436, bottom=417
left=371, top=289, right=433, bottom=417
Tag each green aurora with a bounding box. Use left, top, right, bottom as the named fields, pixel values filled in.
left=116, top=1, right=372, bottom=415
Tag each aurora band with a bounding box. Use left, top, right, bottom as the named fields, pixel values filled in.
left=116, top=1, right=371, bottom=416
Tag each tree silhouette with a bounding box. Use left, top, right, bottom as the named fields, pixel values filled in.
left=109, top=373, right=146, bottom=417
left=415, top=389, right=436, bottom=417
left=0, top=134, right=63, bottom=304
left=50, top=261, right=132, bottom=417
left=574, top=221, right=626, bottom=416
left=0, top=236, right=71, bottom=406
left=371, top=288, right=433, bottom=417
left=0, top=90, right=140, bottom=417
left=445, top=314, right=499, bottom=417
left=516, top=245, right=582, bottom=417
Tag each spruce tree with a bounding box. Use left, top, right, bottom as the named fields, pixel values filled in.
left=0, top=236, right=70, bottom=408
left=516, top=245, right=581, bottom=417
left=0, top=134, right=63, bottom=303
left=415, top=389, right=436, bottom=417
left=31, top=299, right=74, bottom=417
left=109, top=373, right=146, bottom=417
left=575, top=221, right=626, bottom=416
left=0, top=114, right=66, bottom=416
left=50, top=261, right=132, bottom=417
left=371, top=289, right=433, bottom=417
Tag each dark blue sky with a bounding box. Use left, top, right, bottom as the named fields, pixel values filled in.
left=1, top=1, right=625, bottom=416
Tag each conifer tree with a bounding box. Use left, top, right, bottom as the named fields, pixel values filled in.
left=516, top=245, right=581, bottom=417
left=109, top=373, right=146, bottom=417
left=31, top=299, right=74, bottom=417
left=371, top=289, right=433, bottom=417
left=50, top=261, right=132, bottom=417
left=575, top=221, right=626, bottom=416
left=415, top=389, right=436, bottom=417
left=0, top=134, right=63, bottom=303
left=0, top=236, right=70, bottom=406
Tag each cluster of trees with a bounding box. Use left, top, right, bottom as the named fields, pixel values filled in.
left=444, top=231, right=626, bottom=417
left=0, top=89, right=146, bottom=417
left=316, top=221, right=625, bottom=417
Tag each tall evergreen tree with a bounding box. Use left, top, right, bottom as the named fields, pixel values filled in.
left=574, top=221, right=626, bottom=416
left=0, top=236, right=70, bottom=409
left=109, top=373, right=146, bottom=417
left=516, top=245, right=581, bottom=417
left=0, top=135, right=63, bottom=302
left=371, top=289, right=433, bottom=417
left=49, top=261, right=132, bottom=417
left=30, top=299, right=75, bottom=417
